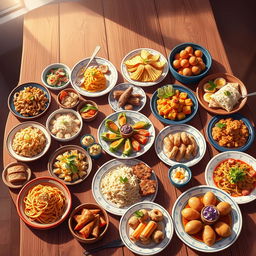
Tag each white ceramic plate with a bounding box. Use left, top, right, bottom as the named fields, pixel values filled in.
left=6, top=121, right=51, bottom=162
left=120, top=201, right=174, bottom=255
left=172, top=185, right=242, bottom=253
left=92, top=159, right=158, bottom=216
left=108, top=83, right=147, bottom=112
left=46, top=108, right=83, bottom=142
left=70, top=57, right=118, bottom=97
left=205, top=151, right=256, bottom=204
left=155, top=124, right=206, bottom=167
left=97, top=110, right=155, bottom=159
left=121, top=48, right=168, bottom=87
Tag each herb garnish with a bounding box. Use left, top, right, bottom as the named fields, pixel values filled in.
left=216, top=123, right=226, bottom=129
left=134, top=210, right=144, bottom=218
left=65, top=155, right=78, bottom=174
left=224, top=91, right=231, bottom=96
left=207, top=80, right=217, bottom=91
left=119, top=176, right=128, bottom=183
left=229, top=167, right=246, bottom=183
left=80, top=104, right=98, bottom=113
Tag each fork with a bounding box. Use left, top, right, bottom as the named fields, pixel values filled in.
left=75, top=45, right=101, bottom=86
left=83, top=239, right=124, bottom=255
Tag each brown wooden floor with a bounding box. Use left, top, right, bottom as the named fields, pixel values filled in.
left=0, top=1, right=255, bottom=255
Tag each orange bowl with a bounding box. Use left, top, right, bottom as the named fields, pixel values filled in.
left=16, top=176, right=72, bottom=229
left=196, top=73, right=247, bottom=115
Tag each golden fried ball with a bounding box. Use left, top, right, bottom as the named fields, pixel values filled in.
left=199, top=62, right=206, bottom=70
left=183, top=67, right=192, bottom=76
left=173, top=59, right=181, bottom=69
left=178, top=68, right=183, bottom=74
left=189, top=56, right=198, bottom=66
left=191, top=65, right=201, bottom=75
left=185, top=46, right=194, bottom=54
left=175, top=53, right=180, bottom=60
left=180, top=50, right=189, bottom=59
left=180, top=59, right=189, bottom=68
left=194, top=50, right=203, bottom=57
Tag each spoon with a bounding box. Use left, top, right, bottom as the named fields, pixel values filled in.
left=242, top=92, right=256, bottom=98
left=75, top=45, right=101, bottom=86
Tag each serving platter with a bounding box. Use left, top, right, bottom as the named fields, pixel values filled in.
left=6, top=121, right=51, bottom=162
left=108, top=83, right=147, bottom=112
left=155, top=124, right=206, bottom=167
left=205, top=151, right=256, bottom=204
left=119, top=201, right=174, bottom=255
left=121, top=48, right=168, bottom=87
left=172, top=185, right=242, bottom=253
left=97, top=110, right=155, bottom=159
left=70, top=57, right=118, bottom=97
left=92, top=159, right=158, bottom=216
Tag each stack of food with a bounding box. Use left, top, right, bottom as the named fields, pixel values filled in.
left=128, top=208, right=165, bottom=244
left=163, top=132, right=198, bottom=161
left=182, top=191, right=232, bottom=246
left=124, top=49, right=166, bottom=82
left=6, top=164, right=28, bottom=185
left=156, top=85, right=194, bottom=121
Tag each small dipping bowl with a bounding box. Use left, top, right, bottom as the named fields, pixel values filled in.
left=201, top=205, right=220, bottom=225
left=120, top=124, right=134, bottom=138
left=80, top=134, right=95, bottom=150
left=168, top=164, right=192, bottom=188
left=87, top=143, right=103, bottom=159
left=57, top=88, right=80, bottom=109
left=77, top=100, right=99, bottom=122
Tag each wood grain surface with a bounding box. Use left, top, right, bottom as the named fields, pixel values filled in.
left=3, top=0, right=255, bottom=256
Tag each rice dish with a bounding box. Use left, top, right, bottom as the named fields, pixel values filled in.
left=100, top=165, right=141, bottom=208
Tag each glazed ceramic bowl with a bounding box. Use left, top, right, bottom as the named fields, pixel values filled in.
left=68, top=203, right=109, bottom=244
left=168, top=42, right=212, bottom=84
left=196, top=73, right=247, bottom=115
left=16, top=176, right=72, bottom=229
left=77, top=100, right=99, bottom=122
left=168, top=164, right=192, bottom=188
left=57, top=88, right=80, bottom=109
left=41, top=63, right=70, bottom=90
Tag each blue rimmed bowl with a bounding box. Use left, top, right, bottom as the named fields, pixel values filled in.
left=168, top=42, right=212, bottom=84
left=207, top=113, right=255, bottom=152
left=80, top=134, right=95, bottom=150
left=168, top=164, right=192, bottom=188
left=150, top=84, right=198, bottom=125
left=8, top=82, right=51, bottom=120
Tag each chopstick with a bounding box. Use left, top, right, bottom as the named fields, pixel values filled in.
left=83, top=239, right=124, bottom=255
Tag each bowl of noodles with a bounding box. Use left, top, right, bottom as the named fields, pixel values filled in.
left=16, top=176, right=72, bottom=229
left=70, top=57, right=118, bottom=97
left=6, top=121, right=51, bottom=162
left=205, top=151, right=256, bottom=204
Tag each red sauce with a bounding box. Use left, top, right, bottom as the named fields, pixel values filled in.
left=182, top=197, right=232, bottom=243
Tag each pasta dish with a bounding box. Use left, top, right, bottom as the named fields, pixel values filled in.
left=81, top=67, right=106, bottom=92
left=12, top=126, right=46, bottom=157
left=100, top=165, right=141, bottom=208
left=13, top=86, right=48, bottom=117
left=213, top=159, right=256, bottom=197
left=24, top=184, right=66, bottom=223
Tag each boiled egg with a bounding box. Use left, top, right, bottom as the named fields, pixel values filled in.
left=214, top=77, right=226, bottom=89
left=203, top=82, right=216, bottom=93
left=203, top=92, right=213, bottom=103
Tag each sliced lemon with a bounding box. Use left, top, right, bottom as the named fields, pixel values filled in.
left=214, top=77, right=226, bottom=89
left=203, top=82, right=216, bottom=93
left=203, top=92, right=213, bottom=103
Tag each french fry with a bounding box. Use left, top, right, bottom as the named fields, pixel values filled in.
left=140, top=221, right=157, bottom=241
left=130, top=222, right=147, bottom=241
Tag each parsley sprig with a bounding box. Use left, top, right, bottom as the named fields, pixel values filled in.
left=134, top=210, right=144, bottom=218
left=215, top=122, right=226, bottom=129
left=65, top=155, right=78, bottom=174
left=207, top=80, right=217, bottom=91
left=229, top=167, right=246, bottom=183
left=119, top=176, right=128, bottom=183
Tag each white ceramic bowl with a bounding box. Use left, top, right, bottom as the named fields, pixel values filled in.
left=6, top=121, right=51, bottom=162
left=205, top=151, right=256, bottom=204
left=41, top=63, right=71, bottom=91
left=46, top=108, right=83, bottom=142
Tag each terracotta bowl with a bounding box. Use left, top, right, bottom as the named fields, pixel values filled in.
left=196, top=73, right=247, bottom=115
left=68, top=203, right=109, bottom=244
left=47, top=145, right=92, bottom=186
left=57, top=88, right=80, bottom=109
left=16, top=176, right=72, bottom=229
left=77, top=100, right=99, bottom=122
left=2, top=162, right=31, bottom=189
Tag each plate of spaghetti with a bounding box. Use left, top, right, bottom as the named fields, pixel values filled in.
left=71, top=57, right=118, bottom=97
left=205, top=152, right=256, bottom=204
left=16, top=176, right=72, bottom=229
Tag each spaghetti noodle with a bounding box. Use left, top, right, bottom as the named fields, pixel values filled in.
left=213, top=159, right=256, bottom=197
left=82, top=67, right=106, bottom=92
left=24, top=184, right=66, bottom=224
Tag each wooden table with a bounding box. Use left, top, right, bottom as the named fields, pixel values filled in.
left=3, top=0, right=256, bottom=255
